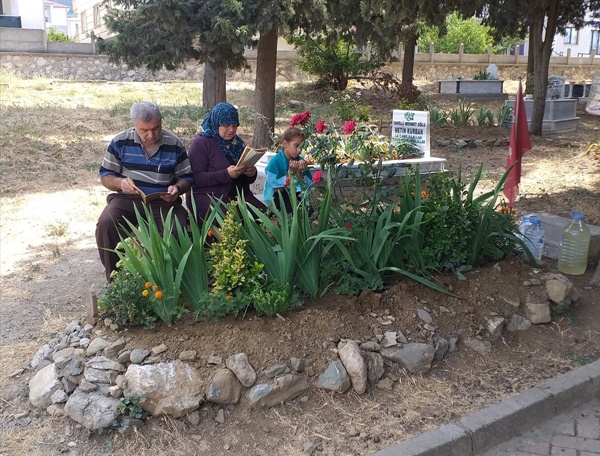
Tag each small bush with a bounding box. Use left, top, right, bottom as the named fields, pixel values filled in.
left=496, top=105, right=512, bottom=127
left=476, top=107, right=494, bottom=126
left=473, top=70, right=496, bottom=80
left=252, top=282, right=301, bottom=317
left=117, top=394, right=148, bottom=420
left=98, top=268, right=157, bottom=328
left=289, top=34, right=382, bottom=90
left=47, top=26, right=73, bottom=43
left=208, top=204, right=264, bottom=295
left=193, top=291, right=248, bottom=321
left=430, top=107, right=447, bottom=126
left=449, top=100, right=474, bottom=126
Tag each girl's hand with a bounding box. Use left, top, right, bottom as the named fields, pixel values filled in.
left=289, top=159, right=307, bottom=171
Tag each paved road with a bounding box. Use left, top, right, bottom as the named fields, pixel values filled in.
left=482, top=399, right=600, bottom=456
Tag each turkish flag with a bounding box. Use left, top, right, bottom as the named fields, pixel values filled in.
left=503, top=81, right=532, bottom=205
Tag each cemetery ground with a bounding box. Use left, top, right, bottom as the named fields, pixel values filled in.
left=1, top=77, right=600, bottom=455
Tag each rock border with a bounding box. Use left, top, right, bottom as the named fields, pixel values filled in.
left=19, top=270, right=582, bottom=436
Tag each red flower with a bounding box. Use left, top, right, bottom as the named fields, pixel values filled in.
left=290, top=110, right=311, bottom=126
left=316, top=120, right=327, bottom=133
left=313, top=170, right=323, bottom=184
left=343, top=120, right=357, bottom=134
left=284, top=177, right=290, bottom=188
left=345, top=222, right=352, bottom=230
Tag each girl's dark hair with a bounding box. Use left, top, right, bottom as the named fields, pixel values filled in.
left=281, top=126, right=305, bottom=143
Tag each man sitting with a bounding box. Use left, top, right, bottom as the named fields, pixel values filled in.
left=95, top=101, right=192, bottom=282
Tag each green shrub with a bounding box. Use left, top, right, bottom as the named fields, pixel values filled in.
left=449, top=100, right=474, bottom=126
left=289, top=34, right=382, bottom=91
left=208, top=204, right=264, bottom=295
left=429, top=107, right=447, bottom=126
left=476, top=107, right=494, bottom=126
left=496, top=105, right=512, bottom=126
left=47, top=26, right=73, bottom=43
left=473, top=70, right=496, bottom=80
left=117, top=394, right=148, bottom=420
left=252, top=282, right=301, bottom=316
left=98, top=267, right=157, bottom=328
left=193, top=291, right=248, bottom=321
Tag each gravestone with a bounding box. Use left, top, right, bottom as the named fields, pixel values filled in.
left=486, top=64, right=498, bottom=80
left=585, top=71, right=600, bottom=116
left=546, top=76, right=566, bottom=99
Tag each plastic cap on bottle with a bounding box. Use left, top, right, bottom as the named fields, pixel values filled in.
left=570, top=210, right=584, bottom=221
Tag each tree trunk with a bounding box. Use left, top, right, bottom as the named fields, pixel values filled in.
left=401, top=32, right=418, bottom=85
left=530, top=0, right=561, bottom=136
left=527, top=27, right=535, bottom=76
left=202, top=61, right=227, bottom=111
left=252, top=26, right=278, bottom=148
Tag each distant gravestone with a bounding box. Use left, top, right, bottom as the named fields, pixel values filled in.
left=585, top=71, right=600, bottom=116
left=546, top=75, right=566, bottom=99
left=486, top=64, right=498, bottom=79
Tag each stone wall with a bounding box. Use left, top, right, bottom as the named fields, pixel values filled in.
left=1, top=52, right=598, bottom=84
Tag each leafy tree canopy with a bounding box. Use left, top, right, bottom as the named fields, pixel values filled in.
left=418, top=12, right=493, bottom=54
left=47, top=26, right=73, bottom=43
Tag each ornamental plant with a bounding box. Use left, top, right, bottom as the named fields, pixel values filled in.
left=288, top=110, right=423, bottom=179
left=114, top=205, right=188, bottom=326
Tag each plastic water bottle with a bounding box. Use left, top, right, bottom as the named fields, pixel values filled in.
left=558, top=211, right=591, bottom=275
left=523, top=216, right=545, bottom=262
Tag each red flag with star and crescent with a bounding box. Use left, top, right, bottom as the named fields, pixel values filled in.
left=503, top=80, right=531, bottom=205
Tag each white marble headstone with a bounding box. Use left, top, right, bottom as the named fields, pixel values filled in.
left=486, top=64, right=498, bottom=79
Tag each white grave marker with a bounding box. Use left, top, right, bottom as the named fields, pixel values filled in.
left=486, top=64, right=498, bottom=79
left=391, top=110, right=430, bottom=157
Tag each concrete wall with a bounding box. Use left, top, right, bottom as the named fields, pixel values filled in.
left=1, top=51, right=599, bottom=85
left=0, top=28, right=47, bottom=53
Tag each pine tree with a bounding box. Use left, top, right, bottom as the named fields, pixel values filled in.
left=98, top=0, right=250, bottom=110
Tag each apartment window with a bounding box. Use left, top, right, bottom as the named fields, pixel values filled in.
left=564, top=27, right=578, bottom=45
left=93, top=4, right=101, bottom=27
left=592, top=30, right=600, bottom=54
left=80, top=12, right=87, bottom=32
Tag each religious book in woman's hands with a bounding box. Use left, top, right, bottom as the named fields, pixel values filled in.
left=126, top=177, right=170, bottom=204
left=236, top=145, right=268, bottom=168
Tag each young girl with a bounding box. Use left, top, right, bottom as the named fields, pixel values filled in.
left=263, top=127, right=313, bottom=214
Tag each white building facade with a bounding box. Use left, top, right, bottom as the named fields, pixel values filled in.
left=0, top=0, right=45, bottom=29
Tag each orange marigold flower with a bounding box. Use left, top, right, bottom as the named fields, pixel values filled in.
left=153, top=285, right=159, bottom=291
left=155, top=291, right=163, bottom=299
left=225, top=294, right=232, bottom=300
left=421, top=190, right=428, bottom=198
left=207, top=230, right=213, bottom=237
left=141, top=289, right=149, bottom=297
left=145, top=282, right=152, bottom=288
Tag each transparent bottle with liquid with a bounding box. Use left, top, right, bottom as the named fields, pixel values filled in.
left=523, top=216, right=545, bottom=262
left=558, top=211, right=591, bottom=275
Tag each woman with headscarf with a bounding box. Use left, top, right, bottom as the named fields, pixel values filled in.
left=187, top=102, right=266, bottom=223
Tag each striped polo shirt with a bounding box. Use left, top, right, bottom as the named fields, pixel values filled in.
left=99, top=127, right=193, bottom=195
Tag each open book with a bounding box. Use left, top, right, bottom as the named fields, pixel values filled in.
left=236, top=146, right=268, bottom=168
left=126, top=177, right=170, bottom=204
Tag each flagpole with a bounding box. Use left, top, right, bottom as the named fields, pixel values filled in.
left=514, top=79, right=521, bottom=154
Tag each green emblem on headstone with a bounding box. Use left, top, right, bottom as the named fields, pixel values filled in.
left=404, top=112, right=415, bottom=121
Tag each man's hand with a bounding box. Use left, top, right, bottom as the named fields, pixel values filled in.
left=120, top=177, right=140, bottom=195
